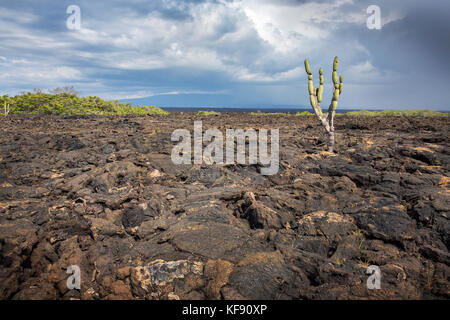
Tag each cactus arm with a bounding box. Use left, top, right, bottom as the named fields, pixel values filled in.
left=318, top=68, right=324, bottom=103
left=305, top=59, right=322, bottom=119
left=328, top=56, right=341, bottom=116
left=326, top=57, right=341, bottom=152
left=304, top=60, right=312, bottom=75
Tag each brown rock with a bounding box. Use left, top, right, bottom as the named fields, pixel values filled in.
left=204, top=259, right=234, bottom=299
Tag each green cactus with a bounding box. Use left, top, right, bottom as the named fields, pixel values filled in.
left=308, top=80, right=314, bottom=95
left=318, top=68, right=324, bottom=103
left=333, top=89, right=340, bottom=101
left=332, top=71, right=338, bottom=84
left=303, top=56, right=344, bottom=152
left=304, top=60, right=312, bottom=75
left=317, top=86, right=324, bottom=103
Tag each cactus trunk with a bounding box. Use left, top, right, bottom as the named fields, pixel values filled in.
left=327, top=130, right=335, bottom=152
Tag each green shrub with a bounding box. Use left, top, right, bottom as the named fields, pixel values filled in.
left=295, top=111, right=314, bottom=116
left=344, top=109, right=448, bottom=117
left=197, top=110, right=219, bottom=116
left=0, top=92, right=168, bottom=116
left=250, top=112, right=289, bottom=116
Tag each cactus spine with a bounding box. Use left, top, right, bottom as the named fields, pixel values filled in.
left=303, top=56, right=343, bottom=152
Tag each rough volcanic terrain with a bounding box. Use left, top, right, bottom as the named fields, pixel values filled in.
left=0, top=113, right=449, bottom=300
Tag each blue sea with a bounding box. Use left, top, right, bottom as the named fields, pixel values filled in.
left=161, top=107, right=369, bottom=113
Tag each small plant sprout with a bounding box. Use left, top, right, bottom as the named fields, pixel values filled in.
left=304, top=56, right=343, bottom=153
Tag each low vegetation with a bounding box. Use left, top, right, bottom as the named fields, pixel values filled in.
left=197, top=110, right=219, bottom=116
left=250, top=112, right=289, bottom=116
left=342, top=109, right=449, bottom=117
left=295, top=111, right=314, bottom=116
left=1, top=89, right=446, bottom=118
left=0, top=90, right=168, bottom=116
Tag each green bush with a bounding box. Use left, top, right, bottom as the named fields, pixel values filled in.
left=0, top=92, right=168, bottom=116
left=344, top=109, right=448, bottom=117
left=295, top=111, right=314, bottom=116
left=197, top=110, right=219, bottom=116
left=250, top=112, right=289, bottom=116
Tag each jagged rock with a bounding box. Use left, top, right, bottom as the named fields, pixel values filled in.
left=228, top=251, right=297, bottom=299
left=204, top=259, right=234, bottom=299
left=420, top=245, right=450, bottom=265
left=132, top=259, right=203, bottom=292
left=0, top=114, right=448, bottom=300
left=171, top=222, right=249, bottom=259
left=354, top=210, right=416, bottom=244
left=137, top=218, right=170, bottom=239
left=87, top=217, right=124, bottom=240
left=240, top=192, right=288, bottom=229
left=122, top=203, right=153, bottom=228
left=297, top=211, right=356, bottom=242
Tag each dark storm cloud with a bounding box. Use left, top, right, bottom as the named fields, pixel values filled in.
left=0, top=0, right=449, bottom=108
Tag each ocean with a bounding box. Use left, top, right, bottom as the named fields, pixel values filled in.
left=160, top=107, right=363, bottom=113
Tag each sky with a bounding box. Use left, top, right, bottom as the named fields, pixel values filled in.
left=0, top=0, right=449, bottom=110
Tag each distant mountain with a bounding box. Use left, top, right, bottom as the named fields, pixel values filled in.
left=120, top=93, right=302, bottom=109
left=121, top=93, right=235, bottom=108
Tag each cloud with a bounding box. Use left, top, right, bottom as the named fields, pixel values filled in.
left=0, top=0, right=449, bottom=109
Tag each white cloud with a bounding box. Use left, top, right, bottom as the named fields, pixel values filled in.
left=0, top=0, right=446, bottom=109
left=346, top=60, right=403, bottom=85
left=0, top=56, right=82, bottom=90
left=1, top=0, right=372, bottom=88
left=151, top=90, right=229, bottom=96
left=0, top=8, right=38, bottom=24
